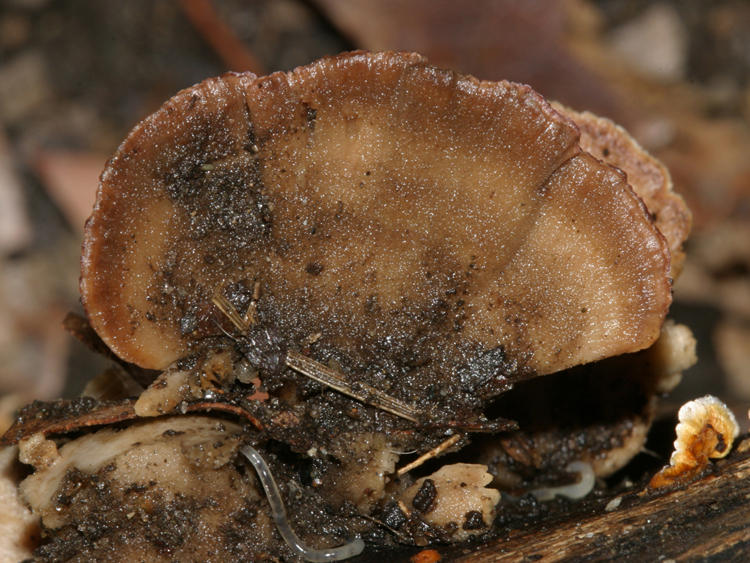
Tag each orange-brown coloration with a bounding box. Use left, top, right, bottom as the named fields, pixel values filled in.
left=246, top=376, right=269, bottom=402
left=411, top=548, right=442, bottom=563
left=649, top=426, right=719, bottom=488
left=0, top=398, right=264, bottom=446
left=81, top=51, right=672, bottom=411
left=649, top=395, right=739, bottom=489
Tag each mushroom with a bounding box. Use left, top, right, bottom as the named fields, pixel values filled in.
left=650, top=395, right=739, bottom=488
left=0, top=446, right=37, bottom=562
left=401, top=463, right=500, bottom=542
left=7, top=51, right=695, bottom=556
left=552, top=104, right=691, bottom=277
left=81, top=51, right=674, bottom=416
left=478, top=319, right=697, bottom=489
left=15, top=417, right=287, bottom=560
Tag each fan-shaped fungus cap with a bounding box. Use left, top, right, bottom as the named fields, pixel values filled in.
left=553, top=104, right=691, bottom=278
left=81, top=51, right=672, bottom=402
left=650, top=395, right=739, bottom=488
left=672, top=395, right=739, bottom=463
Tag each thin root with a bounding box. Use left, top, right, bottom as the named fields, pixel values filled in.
left=241, top=445, right=365, bottom=561
left=355, top=513, right=411, bottom=543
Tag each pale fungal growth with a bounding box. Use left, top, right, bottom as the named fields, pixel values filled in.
left=240, top=445, right=365, bottom=562
left=647, top=321, right=698, bottom=394
left=0, top=446, right=37, bottom=562
left=17, top=432, right=59, bottom=471
left=133, top=365, right=191, bottom=417
left=133, top=348, right=238, bottom=417
left=402, top=463, right=500, bottom=542
left=529, top=461, right=596, bottom=502
left=19, top=417, right=247, bottom=530
left=13, top=416, right=306, bottom=560
left=671, top=395, right=739, bottom=466
left=327, top=432, right=400, bottom=512
left=650, top=395, right=739, bottom=488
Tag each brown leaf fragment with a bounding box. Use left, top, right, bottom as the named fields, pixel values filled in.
left=0, top=396, right=265, bottom=446
left=0, top=398, right=137, bottom=446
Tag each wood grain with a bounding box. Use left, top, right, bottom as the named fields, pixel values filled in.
left=455, top=449, right=750, bottom=561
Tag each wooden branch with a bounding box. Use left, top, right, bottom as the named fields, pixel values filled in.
left=455, top=446, right=750, bottom=561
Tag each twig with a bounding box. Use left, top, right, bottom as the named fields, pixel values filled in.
left=211, top=293, right=420, bottom=423
left=355, top=513, right=412, bottom=543
left=212, top=292, right=249, bottom=332
left=244, top=280, right=261, bottom=326
left=396, top=434, right=462, bottom=476
left=0, top=397, right=264, bottom=445
left=285, top=351, right=419, bottom=422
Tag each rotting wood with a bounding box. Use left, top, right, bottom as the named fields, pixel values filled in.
left=4, top=396, right=750, bottom=560
left=451, top=447, right=750, bottom=561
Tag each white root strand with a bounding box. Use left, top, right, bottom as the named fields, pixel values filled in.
left=240, top=445, right=365, bottom=562
left=530, top=461, right=595, bottom=502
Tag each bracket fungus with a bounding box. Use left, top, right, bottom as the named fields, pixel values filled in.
left=650, top=395, right=739, bottom=489
left=4, top=51, right=695, bottom=559
left=82, top=50, right=677, bottom=401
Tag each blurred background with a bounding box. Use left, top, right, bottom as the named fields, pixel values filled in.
left=1, top=0, right=749, bottom=431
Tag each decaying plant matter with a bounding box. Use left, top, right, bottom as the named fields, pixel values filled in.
left=2, top=51, right=696, bottom=561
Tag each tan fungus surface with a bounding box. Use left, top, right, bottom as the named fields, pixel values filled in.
left=81, top=52, right=672, bottom=397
